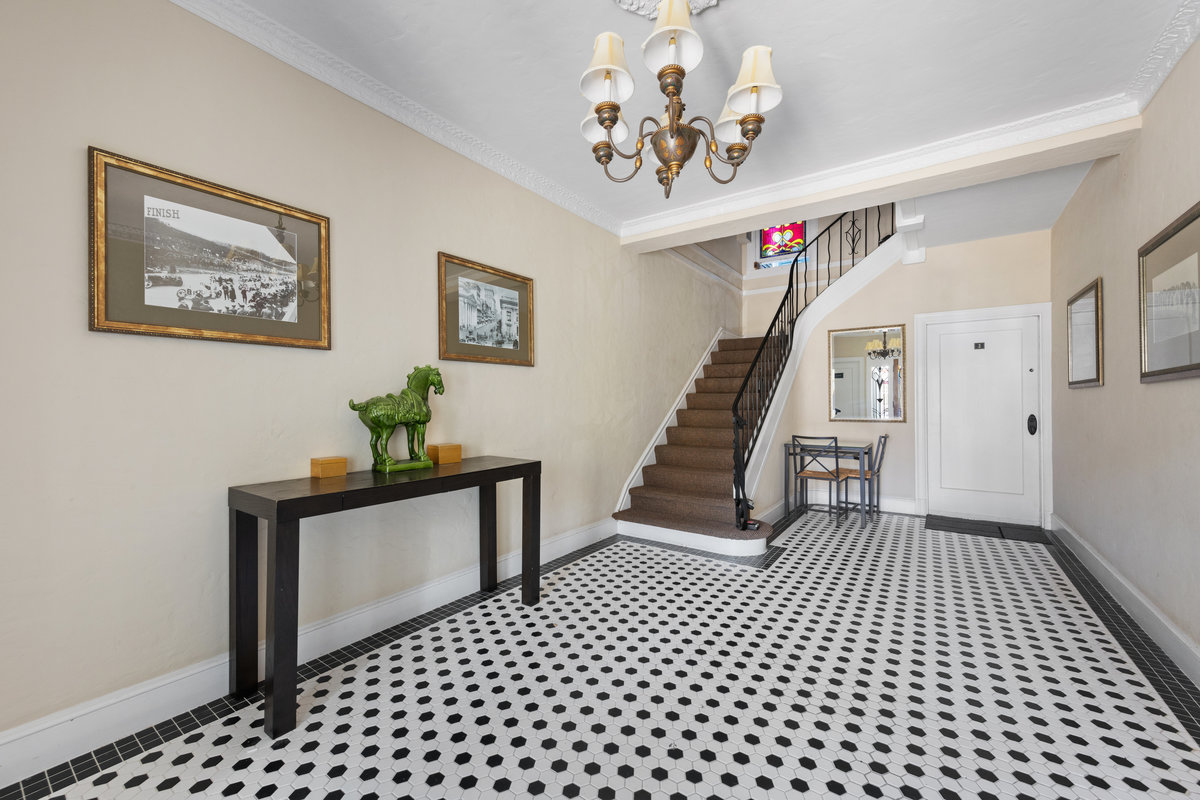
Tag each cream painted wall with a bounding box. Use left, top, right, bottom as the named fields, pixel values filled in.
left=751, top=231, right=1051, bottom=514
left=1051, top=42, right=1200, bottom=644
left=0, top=1, right=738, bottom=730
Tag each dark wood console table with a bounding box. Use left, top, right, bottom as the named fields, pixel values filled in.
left=228, top=455, right=541, bottom=737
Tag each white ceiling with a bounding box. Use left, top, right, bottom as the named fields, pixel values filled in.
left=914, top=162, right=1092, bottom=249
left=173, top=0, right=1197, bottom=241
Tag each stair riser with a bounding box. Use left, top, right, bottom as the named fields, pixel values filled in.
left=630, top=494, right=733, bottom=524
left=685, top=392, right=736, bottom=410
left=643, top=466, right=731, bottom=494
left=695, top=377, right=744, bottom=393
left=654, top=445, right=733, bottom=470
left=703, top=363, right=750, bottom=379
left=676, top=409, right=732, bottom=428
left=709, top=348, right=758, bottom=365
left=666, top=427, right=730, bottom=447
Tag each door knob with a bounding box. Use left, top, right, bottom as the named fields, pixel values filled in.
left=1027, top=414, right=1038, bottom=435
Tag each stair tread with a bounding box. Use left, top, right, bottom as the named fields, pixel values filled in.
left=613, top=509, right=773, bottom=541
left=717, top=337, right=764, bottom=351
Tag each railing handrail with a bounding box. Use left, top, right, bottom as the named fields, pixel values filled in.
left=732, top=204, right=894, bottom=529
left=731, top=211, right=848, bottom=426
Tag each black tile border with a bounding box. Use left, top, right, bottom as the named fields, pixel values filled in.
left=1044, top=531, right=1200, bottom=748
left=923, top=514, right=1200, bottom=746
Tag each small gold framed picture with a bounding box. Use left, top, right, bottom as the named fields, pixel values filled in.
left=438, top=252, right=533, bottom=367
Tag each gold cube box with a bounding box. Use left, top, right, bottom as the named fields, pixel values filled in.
left=310, top=457, right=348, bottom=478
left=427, top=443, right=461, bottom=464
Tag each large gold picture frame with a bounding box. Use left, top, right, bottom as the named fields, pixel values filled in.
left=1139, top=199, right=1200, bottom=382
left=89, top=147, right=330, bottom=349
left=438, top=252, right=533, bottom=367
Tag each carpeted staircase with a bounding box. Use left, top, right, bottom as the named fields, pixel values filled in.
left=613, top=336, right=773, bottom=543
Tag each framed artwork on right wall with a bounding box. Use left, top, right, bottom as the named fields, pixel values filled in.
left=1067, top=278, right=1103, bottom=388
left=1139, top=199, right=1200, bottom=382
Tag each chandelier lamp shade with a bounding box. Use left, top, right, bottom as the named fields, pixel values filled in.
left=580, top=0, right=781, bottom=198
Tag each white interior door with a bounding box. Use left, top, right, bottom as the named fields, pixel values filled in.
left=926, top=314, right=1042, bottom=524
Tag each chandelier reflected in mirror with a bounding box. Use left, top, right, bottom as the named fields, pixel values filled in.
left=866, top=335, right=903, bottom=360
left=580, top=0, right=782, bottom=198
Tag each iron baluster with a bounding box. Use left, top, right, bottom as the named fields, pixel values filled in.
left=731, top=204, right=891, bottom=529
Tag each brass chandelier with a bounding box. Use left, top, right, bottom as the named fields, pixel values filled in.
left=580, top=0, right=782, bottom=198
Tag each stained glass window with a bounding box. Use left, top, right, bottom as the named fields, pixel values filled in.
left=760, top=221, right=805, bottom=259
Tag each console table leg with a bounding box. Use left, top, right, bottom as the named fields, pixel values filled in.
left=229, top=510, right=259, bottom=696
left=521, top=470, right=541, bottom=606
left=479, top=482, right=498, bottom=591
left=265, top=518, right=299, bottom=737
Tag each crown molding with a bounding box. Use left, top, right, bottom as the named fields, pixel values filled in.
left=167, top=0, right=623, bottom=235
left=619, top=93, right=1139, bottom=239
left=1126, top=0, right=1200, bottom=109
left=663, top=249, right=741, bottom=295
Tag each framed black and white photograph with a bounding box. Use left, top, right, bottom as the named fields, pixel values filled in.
left=1067, top=278, right=1103, bottom=388
left=1139, top=199, right=1200, bottom=382
left=89, top=147, right=330, bottom=349
left=438, top=252, right=533, bottom=366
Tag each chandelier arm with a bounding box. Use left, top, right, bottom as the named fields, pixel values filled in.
left=689, top=124, right=739, bottom=185
left=704, top=160, right=740, bottom=185
left=688, top=114, right=755, bottom=167
left=602, top=159, right=643, bottom=183
left=607, top=116, right=661, bottom=161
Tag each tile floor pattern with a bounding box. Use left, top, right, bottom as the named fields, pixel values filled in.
left=17, top=513, right=1200, bottom=799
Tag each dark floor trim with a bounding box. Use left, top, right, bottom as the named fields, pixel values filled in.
left=925, top=513, right=1050, bottom=543
left=1045, top=532, right=1200, bottom=748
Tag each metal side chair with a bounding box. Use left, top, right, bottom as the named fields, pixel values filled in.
left=840, top=433, right=889, bottom=518
left=792, top=435, right=849, bottom=521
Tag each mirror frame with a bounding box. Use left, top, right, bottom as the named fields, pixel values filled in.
left=828, top=324, right=907, bottom=423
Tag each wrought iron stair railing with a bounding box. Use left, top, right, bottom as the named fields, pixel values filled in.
left=732, top=203, right=895, bottom=529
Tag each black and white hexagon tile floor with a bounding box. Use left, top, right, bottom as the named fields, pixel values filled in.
left=10, top=513, right=1200, bottom=800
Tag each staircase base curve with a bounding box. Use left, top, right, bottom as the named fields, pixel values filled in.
left=612, top=514, right=773, bottom=556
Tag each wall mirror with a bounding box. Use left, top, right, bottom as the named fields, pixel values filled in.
left=828, top=325, right=906, bottom=421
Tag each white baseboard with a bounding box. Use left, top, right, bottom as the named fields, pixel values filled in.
left=614, top=520, right=767, bottom=557
left=1050, top=513, right=1200, bottom=689
left=787, top=483, right=918, bottom=517
left=0, top=518, right=616, bottom=788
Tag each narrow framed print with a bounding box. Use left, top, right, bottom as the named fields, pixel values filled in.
left=1139, top=199, right=1200, bottom=382
left=438, top=252, right=533, bottom=367
left=89, top=147, right=330, bottom=349
left=1067, top=278, right=1103, bottom=388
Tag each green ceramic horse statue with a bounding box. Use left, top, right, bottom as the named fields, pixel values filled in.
left=349, top=365, right=445, bottom=472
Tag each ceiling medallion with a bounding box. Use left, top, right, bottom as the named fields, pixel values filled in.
left=612, top=0, right=719, bottom=18
left=582, top=0, right=780, bottom=199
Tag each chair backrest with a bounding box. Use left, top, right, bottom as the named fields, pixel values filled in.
left=872, top=433, right=890, bottom=473
left=791, top=435, right=840, bottom=476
